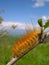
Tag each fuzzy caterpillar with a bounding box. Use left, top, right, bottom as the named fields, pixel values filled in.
left=12, top=30, right=41, bottom=57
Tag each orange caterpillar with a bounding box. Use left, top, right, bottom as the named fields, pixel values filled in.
left=12, top=30, right=41, bottom=57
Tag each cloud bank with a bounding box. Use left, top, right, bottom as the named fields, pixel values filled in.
left=32, top=0, right=49, bottom=8
left=0, top=21, right=40, bottom=30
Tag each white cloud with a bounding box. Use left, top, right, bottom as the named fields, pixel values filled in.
left=42, top=16, right=47, bottom=20
left=32, top=0, right=49, bottom=8
left=0, top=21, right=26, bottom=30
left=1, top=21, right=23, bottom=26
left=0, top=21, right=40, bottom=30
left=42, top=16, right=49, bottom=20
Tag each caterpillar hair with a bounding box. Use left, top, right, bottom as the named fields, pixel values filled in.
left=12, top=30, right=41, bottom=57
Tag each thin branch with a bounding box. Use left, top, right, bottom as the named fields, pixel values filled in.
left=7, top=57, right=18, bottom=65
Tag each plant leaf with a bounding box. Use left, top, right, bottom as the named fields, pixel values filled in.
left=38, top=18, right=43, bottom=27
left=44, top=19, right=49, bottom=29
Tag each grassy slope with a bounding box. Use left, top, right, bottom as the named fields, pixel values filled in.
left=0, top=35, right=49, bottom=65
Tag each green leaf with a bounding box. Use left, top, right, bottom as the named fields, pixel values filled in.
left=38, top=18, right=43, bottom=27
left=44, top=19, right=49, bottom=29
left=0, top=16, right=4, bottom=24
left=11, top=24, right=17, bottom=29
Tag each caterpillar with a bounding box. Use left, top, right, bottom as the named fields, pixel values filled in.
left=12, top=30, right=41, bottom=57
left=7, top=30, right=42, bottom=65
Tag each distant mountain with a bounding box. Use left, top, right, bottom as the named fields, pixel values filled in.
left=1, top=21, right=49, bottom=37
left=0, top=21, right=41, bottom=36
left=8, top=27, right=27, bottom=36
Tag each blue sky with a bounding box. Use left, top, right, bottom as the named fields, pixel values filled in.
left=0, top=0, right=49, bottom=24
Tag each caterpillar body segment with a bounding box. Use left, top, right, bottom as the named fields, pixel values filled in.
left=12, top=30, right=41, bottom=57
